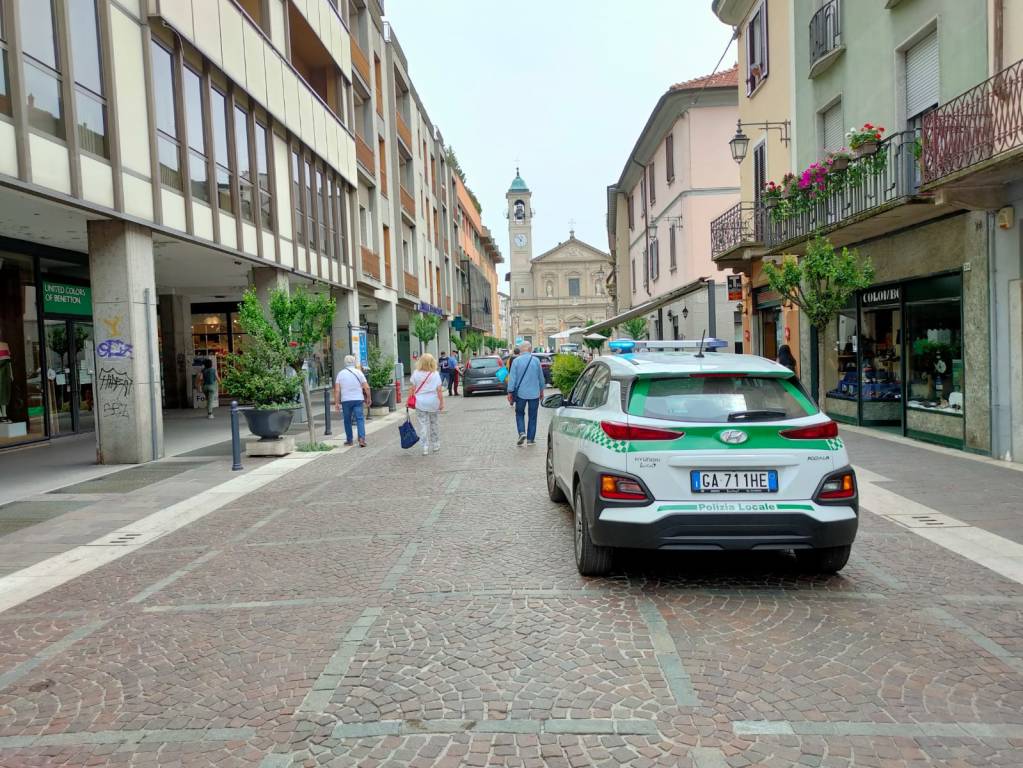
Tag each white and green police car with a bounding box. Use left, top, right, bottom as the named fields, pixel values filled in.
left=542, top=341, right=858, bottom=576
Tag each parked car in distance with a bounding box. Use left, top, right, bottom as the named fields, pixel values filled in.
left=534, top=353, right=554, bottom=384
left=463, top=356, right=507, bottom=397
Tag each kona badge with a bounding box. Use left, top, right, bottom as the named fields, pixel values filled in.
left=718, top=429, right=749, bottom=445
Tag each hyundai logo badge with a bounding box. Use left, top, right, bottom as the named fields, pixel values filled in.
left=718, top=429, right=749, bottom=445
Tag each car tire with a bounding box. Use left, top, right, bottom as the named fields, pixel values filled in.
left=546, top=440, right=567, bottom=503
left=464, top=390, right=472, bottom=398
left=795, top=544, right=851, bottom=574
left=573, top=484, right=613, bottom=577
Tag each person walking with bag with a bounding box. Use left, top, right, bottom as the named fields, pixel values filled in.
left=333, top=355, right=371, bottom=447
left=410, top=353, right=444, bottom=456
left=506, top=340, right=545, bottom=446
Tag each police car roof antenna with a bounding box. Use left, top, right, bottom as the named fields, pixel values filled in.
left=695, top=331, right=707, bottom=358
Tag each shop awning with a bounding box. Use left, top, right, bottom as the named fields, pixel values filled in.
left=585, top=277, right=710, bottom=335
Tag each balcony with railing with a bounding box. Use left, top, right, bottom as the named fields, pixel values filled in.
left=921, top=57, right=1023, bottom=194
left=710, top=202, right=765, bottom=269
left=809, top=0, right=843, bottom=78
left=764, top=130, right=942, bottom=254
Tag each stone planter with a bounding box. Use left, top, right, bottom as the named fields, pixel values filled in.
left=242, top=406, right=297, bottom=440
left=853, top=141, right=878, bottom=158
left=370, top=386, right=393, bottom=408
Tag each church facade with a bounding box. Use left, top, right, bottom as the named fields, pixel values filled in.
left=506, top=172, right=613, bottom=350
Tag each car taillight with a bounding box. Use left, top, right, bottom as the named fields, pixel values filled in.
left=600, top=474, right=649, bottom=501
left=779, top=421, right=839, bottom=440
left=817, top=470, right=856, bottom=501
left=600, top=421, right=685, bottom=441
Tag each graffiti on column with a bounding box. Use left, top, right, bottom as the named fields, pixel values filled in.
left=97, top=339, right=133, bottom=358
left=98, top=366, right=133, bottom=419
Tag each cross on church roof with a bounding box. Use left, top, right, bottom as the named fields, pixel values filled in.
left=568, top=219, right=576, bottom=238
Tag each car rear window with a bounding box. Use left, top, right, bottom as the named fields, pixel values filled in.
left=629, top=375, right=815, bottom=423
left=469, top=358, right=501, bottom=371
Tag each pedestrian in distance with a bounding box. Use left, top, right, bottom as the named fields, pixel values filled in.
left=448, top=349, right=461, bottom=396
left=506, top=347, right=520, bottom=371
left=411, top=353, right=445, bottom=456
left=506, top=340, right=545, bottom=447
left=334, top=354, right=371, bottom=447
left=200, top=359, right=218, bottom=419
left=439, top=351, right=451, bottom=393
left=777, top=344, right=798, bottom=374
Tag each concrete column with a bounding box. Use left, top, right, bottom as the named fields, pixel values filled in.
left=377, top=299, right=398, bottom=364
left=331, top=286, right=359, bottom=373
left=252, top=266, right=288, bottom=308
left=157, top=294, right=193, bottom=409
left=438, top=321, right=451, bottom=358
left=88, top=221, right=162, bottom=464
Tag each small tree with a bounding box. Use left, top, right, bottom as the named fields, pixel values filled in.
left=365, top=344, right=395, bottom=390
left=267, top=287, right=336, bottom=447
left=764, top=234, right=874, bottom=400
left=583, top=336, right=605, bottom=354
left=411, top=313, right=440, bottom=354
left=451, top=332, right=473, bottom=362
left=620, top=317, right=648, bottom=340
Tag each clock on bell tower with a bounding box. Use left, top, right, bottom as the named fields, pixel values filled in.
left=507, top=168, right=533, bottom=301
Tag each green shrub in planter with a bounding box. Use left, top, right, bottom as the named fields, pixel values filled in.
left=220, top=334, right=301, bottom=409
left=366, top=344, right=395, bottom=389
left=551, top=353, right=587, bottom=394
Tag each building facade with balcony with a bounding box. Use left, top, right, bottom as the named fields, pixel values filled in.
left=452, top=173, right=501, bottom=337
left=711, top=0, right=799, bottom=368
left=600, top=69, right=739, bottom=345
left=769, top=0, right=991, bottom=453
left=0, top=0, right=469, bottom=460
left=918, top=1, right=1023, bottom=461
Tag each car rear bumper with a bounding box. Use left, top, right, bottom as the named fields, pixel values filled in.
left=591, top=499, right=857, bottom=552
left=464, top=381, right=506, bottom=393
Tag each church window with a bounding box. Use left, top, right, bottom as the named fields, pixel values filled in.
left=568, top=278, right=580, bottom=297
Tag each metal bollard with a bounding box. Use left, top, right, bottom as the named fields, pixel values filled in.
left=323, top=388, right=332, bottom=436
left=230, top=400, right=243, bottom=471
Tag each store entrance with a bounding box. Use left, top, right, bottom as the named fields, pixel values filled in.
left=43, top=320, right=95, bottom=437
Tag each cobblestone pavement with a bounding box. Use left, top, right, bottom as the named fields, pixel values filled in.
left=1, top=396, right=1022, bottom=766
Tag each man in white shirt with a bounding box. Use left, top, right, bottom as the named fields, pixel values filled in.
left=333, top=355, right=370, bottom=447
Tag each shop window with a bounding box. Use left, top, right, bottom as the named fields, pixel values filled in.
left=211, top=87, right=234, bottom=212
left=906, top=298, right=962, bottom=416
left=859, top=300, right=903, bottom=425
left=0, top=252, right=44, bottom=448
left=21, top=0, right=64, bottom=138
left=0, top=1, right=11, bottom=116
left=183, top=66, right=209, bottom=203
left=827, top=305, right=858, bottom=405
left=69, top=0, right=108, bottom=157
left=150, top=40, right=180, bottom=189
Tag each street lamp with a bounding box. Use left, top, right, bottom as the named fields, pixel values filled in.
left=681, top=305, right=689, bottom=320
left=728, top=121, right=750, bottom=165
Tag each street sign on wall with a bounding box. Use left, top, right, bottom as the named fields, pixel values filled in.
left=43, top=282, right=92, bottom=316
left=727, top=275, right=743, bottom=302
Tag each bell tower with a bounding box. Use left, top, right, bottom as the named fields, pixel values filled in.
left=507, top=169, right=533, bottom=302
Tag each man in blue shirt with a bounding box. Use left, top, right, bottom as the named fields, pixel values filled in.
left=506, top=340, right=546, bottom=446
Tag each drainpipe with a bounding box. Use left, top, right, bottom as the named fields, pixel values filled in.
left=994, top=0, right=1004, bottom=74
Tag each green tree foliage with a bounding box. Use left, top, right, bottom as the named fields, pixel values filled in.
left=465, top=331, right=485, bottom=356
left=411, top=313, right=440, bottom=352
left=267, top=287, right=336, bottom=447
left=445, top=146, right=482, bottom=214
left=484, top=335, right=504, bottom=353
left=583, top=336, right=605, bottom=352
left=619, top=317, right=648, bottom=340
left=221, top=290, right=301, bottom=408
left=763, top=235, right=874, bottom=331
left=451, top=333, right=473, bottom=361
left=551, top=353, right=587, bottom=394
left=365, top=344, right=395, bottom=390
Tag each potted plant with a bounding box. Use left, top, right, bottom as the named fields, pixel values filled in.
left=365, top=344, right=395, bottom=407
left=827, top=148, right=854, bottom=172
left=847, top=122, right=884, bottom=157
left=220, top=298, right=303, bottom=441
left=762, top=180, right=783, bottom=209
left=780, top=172, right=797, bottom=199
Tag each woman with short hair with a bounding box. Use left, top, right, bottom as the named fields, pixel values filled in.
left=410, top=353, right=444, bottom=456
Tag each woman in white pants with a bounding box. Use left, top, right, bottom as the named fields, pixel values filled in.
left=411, top=353, right=444, bottom=455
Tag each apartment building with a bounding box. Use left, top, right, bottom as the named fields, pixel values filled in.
left=0, top=0, right=467, bottom=462
left=710, top=0, right=799, bottom=369
left=600, top=68, right=739, bottom=345
left=452, top=172, right=502, bottom=337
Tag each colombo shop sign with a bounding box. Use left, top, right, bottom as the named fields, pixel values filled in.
left=43, top=281, right=92, bottom=316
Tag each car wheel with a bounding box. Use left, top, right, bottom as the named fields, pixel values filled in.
left=546, top=440, right=567, bottom=503
left=795, top=544, right=851, bottom=574
left=573, top=484, right=613, bottom=577
left=464, top=389, right=472, bottom=398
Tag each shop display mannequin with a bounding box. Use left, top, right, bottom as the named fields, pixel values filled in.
left=0, top=341, right=11, bottom=421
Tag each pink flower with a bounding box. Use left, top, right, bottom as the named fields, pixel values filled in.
left=288, top=341, right=298, bottom=347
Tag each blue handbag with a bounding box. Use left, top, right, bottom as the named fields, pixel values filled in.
left=399, top=413, right=419, bottom=449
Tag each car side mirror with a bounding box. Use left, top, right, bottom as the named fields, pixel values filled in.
left=541, top=393, right=564, bottom=409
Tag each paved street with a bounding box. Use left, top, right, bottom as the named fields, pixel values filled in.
left=1, top=395, right=1023, bottom=767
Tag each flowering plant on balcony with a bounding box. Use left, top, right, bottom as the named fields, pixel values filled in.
left=762, top=180, right=783, bottom=208
left=847, top=123, right=884, bottom=154
left=798, top=162, right=830, bottom=199
left=826, top=148, right=854, bottom=171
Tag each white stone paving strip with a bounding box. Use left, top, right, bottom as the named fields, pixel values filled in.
left=854, top=466, right=1023, bottom=586
left=0, top=414, right=402, bottom=615
left=0, top=619, right=109, bottom=692
left=297, top=606, right=383, bottom=714
left=733, top=720, right=1023, bottom=739
left=0, top=727, right=256, bottom=749
left=637, top=598, right=700, bottom=707
left=926, top=606, right=1023, bottom=675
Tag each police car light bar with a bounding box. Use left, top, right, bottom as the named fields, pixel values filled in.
left=631, top=339, right=729, bottom=351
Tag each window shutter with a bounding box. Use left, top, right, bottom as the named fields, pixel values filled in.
left=822, top=102, right=843, bottom=152
left=753, top=143, right=766, bottom=202
left=666, top=133, right=674, bottom=181
left=906, top=31, right=939, bottom=119
left=649, top=161, right=656, bottom=204
left=669, top=225, right=677, bottom=268
left=761, top=0, right=769, bottom=79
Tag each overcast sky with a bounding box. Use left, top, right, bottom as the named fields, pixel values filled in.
left=383, top=0, right=737, bottom=285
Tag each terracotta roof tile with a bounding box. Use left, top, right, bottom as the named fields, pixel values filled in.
left=671, top=64, right=738, bottom=92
